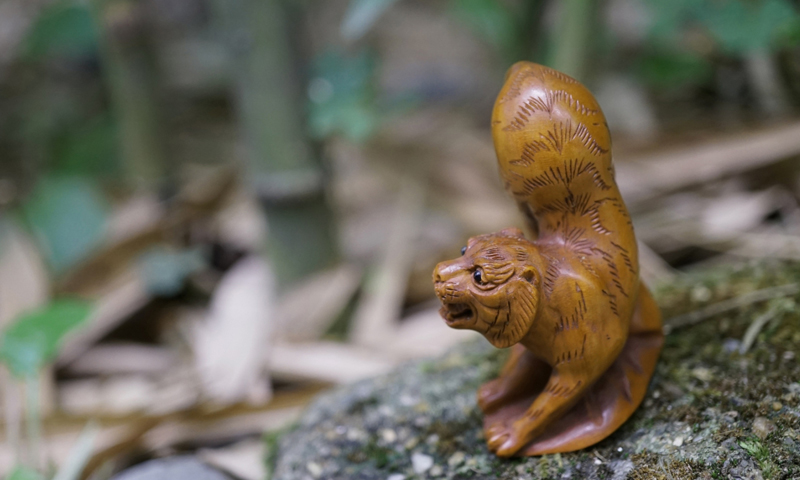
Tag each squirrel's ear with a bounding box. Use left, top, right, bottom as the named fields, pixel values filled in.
left=500, top=227, right=525, bottom=238
left=520, top=266, right=536, bottom=283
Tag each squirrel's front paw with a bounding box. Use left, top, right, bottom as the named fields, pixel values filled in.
left=485, top=420, right=531, bottom=457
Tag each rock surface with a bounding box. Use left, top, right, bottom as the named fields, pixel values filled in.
left=272, top=261, right=800, bottom=479
left=111, top=456, right=232, bottom=480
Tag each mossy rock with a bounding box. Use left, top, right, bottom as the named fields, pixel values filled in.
left=272, top=260, right=800, bottom=480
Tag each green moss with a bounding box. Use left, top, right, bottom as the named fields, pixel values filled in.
left=273, top=259, right=800, bottom=480
left=738, top=437, right=778, bottom=479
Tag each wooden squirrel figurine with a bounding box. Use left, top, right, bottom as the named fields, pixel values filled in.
left=433, top=62, right=664, bottom=457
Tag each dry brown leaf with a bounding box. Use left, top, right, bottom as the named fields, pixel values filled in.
left=189, top=256, right=274, bottom=405
left=198, top=439, right=265, bottom=480
left=63, top=343, right=177, bottom=376
left=270, top=341, right=396, bottom=384
left=276, top=264, right=362, bottom=342
left=0, top=219, right=49, bottom=328
left=615, top=121, right=800, bottom=204
left=385, top=308, right=480, bottom=360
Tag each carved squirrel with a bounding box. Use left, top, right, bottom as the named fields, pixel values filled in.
left=433, top=62, right=664, bottom=457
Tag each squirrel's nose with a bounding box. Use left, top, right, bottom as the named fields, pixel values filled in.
left=433, top=264, right=444, bottom=284
left=433, top=260, right=459, bottom=284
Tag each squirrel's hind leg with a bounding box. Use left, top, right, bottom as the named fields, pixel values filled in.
left=486, top=367, right=591, bottom=457
left=519, top=294, right=664, bottom=456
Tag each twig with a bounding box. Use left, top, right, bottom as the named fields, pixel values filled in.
left=616, top=120, right=800, bottom=205
left=664, top=283, right=799, bottom=334
left=351, top=178, right=425, bottom=347
left=739, top=304, right=781, bottom=355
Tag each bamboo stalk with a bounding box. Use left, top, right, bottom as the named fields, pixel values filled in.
left=212, top=0, right=338, bottom=287
left=548, top=0, right=598, bottom=81
left=89, top=0, right=168, bottom=186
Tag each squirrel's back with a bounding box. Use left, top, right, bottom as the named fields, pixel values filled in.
left=492, top=62, right=639, bottom=313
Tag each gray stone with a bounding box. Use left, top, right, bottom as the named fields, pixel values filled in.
left=272, top=261, right=800, bottom=479
left=752, top=416, right=776, bottom=440
left=112, top=456, right=231, bottom=480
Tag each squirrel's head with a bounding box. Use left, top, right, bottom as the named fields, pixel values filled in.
left=433, top=227, right=542, bottom=348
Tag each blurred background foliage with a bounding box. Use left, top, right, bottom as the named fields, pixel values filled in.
left=3, top=0, right=800, bottom=478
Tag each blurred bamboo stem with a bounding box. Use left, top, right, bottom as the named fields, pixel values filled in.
left=90, top=0, right=167, bottom=186
left=3, top=371, right=21, bottom=466
left=519, top=1, right=548, bottom=62
left=213, top=0, right=338, bottom=287
left=549, top=0, right=596, bottom=81
left=25, top=375, right=41, bottom=470
left=744, top=51, right=790, bottom=117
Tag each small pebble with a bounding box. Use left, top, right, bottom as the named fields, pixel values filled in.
left=411, top=453, right=434, bottom=474
left=691, top=285, right=712, bottom=302
left=404, top=438, right=419, bottom=450
left=784, top=351, right=796, bottom=361
left=772, top=402, right=783, bottom=411
left=387, top=475, right=405, bottom=480
left=414, top=402, right=430, bottom=413
left=380, top=429, right=397, bottom=443
left=378, top=405, right=395, bottom=416
left=593, top=458, right=602, bottom=465
left=346, top=428, right=366, bottom=441
left=692, top=367, right=713, bottom=382
left=752, top=416, right=777, bottom=440
left=306, top=462, right=323, bottom=479
left=673, top=436, right=684, bottom=447
left=722, top=338, right=741, bottom=353
left=447, top=451, right=466, bottom=467
left=429, top=465, right=443, bottom=477
left=413, top=416, right=431, bottom=428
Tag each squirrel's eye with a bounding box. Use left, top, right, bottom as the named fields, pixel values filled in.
left=473, top=268, right=485, bottom=284
left=461, top=246, right=467, bottom=255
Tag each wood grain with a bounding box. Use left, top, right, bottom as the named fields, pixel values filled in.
left=433, top=62, right=663, bottom=457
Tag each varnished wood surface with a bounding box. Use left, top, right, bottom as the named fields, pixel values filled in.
left=433, top=62, right=663, bottom=457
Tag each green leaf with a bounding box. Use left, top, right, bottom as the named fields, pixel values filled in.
left=22, top=1, right=99, bottom=60
left=694, top=0, right=797, bottom=53
left=307, top=49, right=381, bottom=142
left=636, top=51, right=713, bottom=89
left=645, top=0, right=697, bottom=44
left=23, top=176, right=109, bottom=273
left=341, top=0, right=401, bottom=41
left=0, top=300, right=92, bottom=378
left=8, top=466, right=45, bottom=480
left=645, top=0, right=799, bottom=53
left=449, top=0, right=518, bottom=55
left=53, top=115, right=120, bottom=177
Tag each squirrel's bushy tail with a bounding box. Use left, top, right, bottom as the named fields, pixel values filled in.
left=490, top=62, right=619, bottom=239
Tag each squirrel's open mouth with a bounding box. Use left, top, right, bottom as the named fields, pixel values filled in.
left=440, top=302, right=475, bottom=328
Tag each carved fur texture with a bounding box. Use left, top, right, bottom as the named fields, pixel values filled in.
left=433, top=62, right=664, bottom=457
